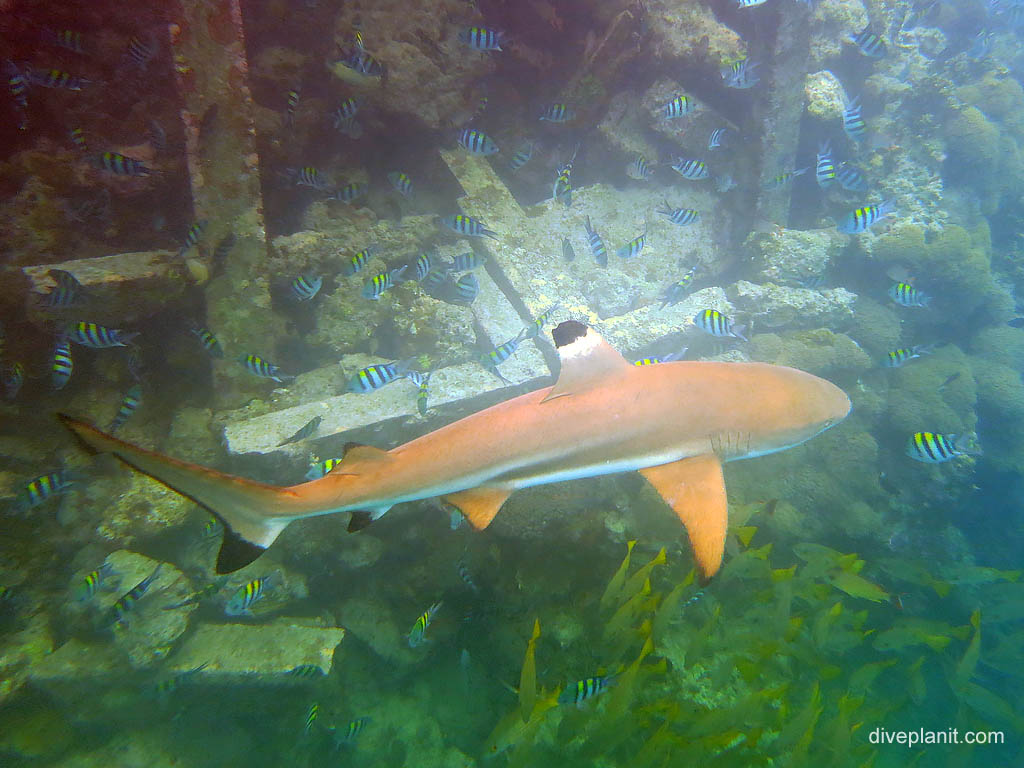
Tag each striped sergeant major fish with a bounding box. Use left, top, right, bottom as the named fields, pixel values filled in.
left=348, top=359, right=413, bottom=393
left=657, top=201, right=699, bottom=226
left=553, top=163, right=573, bottom=206
left=305, top=456, right=343, bottom=480
left=671, top=158, right=709, bottom=180
left=836, top=162, right=868, bottom=192
left=764, top=167, right=808, bottom=190
left=448, top=273, right=479, bottom=305
left=481, top=329, right=527, bottom=384
left=661, top=94, right=695, bottom=119
left=660, top=267, right=698, bottom=308
left=635, top=347, right=687, bottom=365
left=439, top=214, right=500, bottom=240
left=626, top=154, right=652, bottom=181
left=413, top=252, right=433, bottom=281
left=816, top=141, right=836, bottom=189
left=277, top=416, right=322, bottom=446
left=721, top=59, right=760, bottom=88
left=45, top=28, right=85, bottom=53
left=10, top=472, right=68, bottom=515
left=109, top=385, right=142, bottom=432
left=583, top=216, right=608, bottom=267
left=69, top=321, right=139, bottom=348
left=693, top=309, right=747, bottom=341
left=333, top=716, right=371, bottom=745
left=407, top=371, right=432, bottom=416
left=126, top=35, right=157, bottom=69
left=179, top=219, right=207, bottom=256
left=883, top=344, right=934, bottom=368
left=286, top=664, right=325, bottom=679
left=111, top=563, right=163, bottom=627
left=27, top=67, right=91, bottom=90
left=342, top=245, right=378, bottom=276
left=524, top=304, right=559, bottom=340
left=304, top=703, right=320, bottom=734
left=285, top=86, right=300, bottom=126
left=457, top=128, right=499, bottom=155
left=551, top=142, right=578, bottom=206
left=75, top=561, right=116, bottom=601
left=509, top=141, right=534, bottom=172
left=189, top=323, right=224, bottom=358
left=56, top=320, right=850, bottom=583
left=387, top=171, right=413, bottom=197
left=843, top=96, right=866, bottom=141
left=708, top=127, right=727, bottom=150
left=225, top=575, right=274, bottom=616
left=558, top=675, right=615, bottom=706
left=450, top=251, right=486, bottom=271
left=907, top=432, right=980, bottom=464
left=615, top=231, right=647, bottom=259
left=850, top=25, right=886, bottom=58
left=96, top=152, right=152, bottom=176
left=408, top=601, right=442, bottom=647
left=334, top=49, right=386, bottom=81
left=52, top=334, right=74, bottom=390
left=362, top=265, right=408, bottom=300
left=241, top=354, right=294, bottom=383
left=459, top=26, right=507, bottom=51
left=836, top=201, right=892, bottom=234
left=329, top=182, right=367, bottom=204
left=539, top=103, right=575, bottom=122
left=888, top=281, right=929, bottom=307
left=333, top=97, right=360, bottom=126
left=69, top=127, right=88, bottom=152
left=289, top=166, right=331, bottom=190
left=290, top=273, right=322, bottom=301
left=153, top=663, right=208, bottom=696
left=41, top=273, right=81, bottom=306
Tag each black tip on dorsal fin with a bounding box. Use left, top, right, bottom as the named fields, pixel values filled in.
left=216, top=527, right=267, bottom=574
left=552, top=320, right=587, bottom=348
left=347, top=510, right=373, bottom=533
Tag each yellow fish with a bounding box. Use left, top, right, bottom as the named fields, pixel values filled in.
left=519, top=618, right=541, bottom=722
left=620, top=547, right=667, bottom=600
left=599, top=540, right=636, bottom=613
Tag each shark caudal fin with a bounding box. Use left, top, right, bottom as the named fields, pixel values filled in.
left=58, top=413, right=294, bottom=573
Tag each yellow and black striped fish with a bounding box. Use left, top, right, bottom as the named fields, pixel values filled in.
left=907, top=432, right=978, bottom=464
left=225, top=575, right=274, bottom=616
left=408, top=601, right=442, bottom=647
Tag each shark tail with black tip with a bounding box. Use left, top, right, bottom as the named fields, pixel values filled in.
left=58, top=413, right=299, bottom=574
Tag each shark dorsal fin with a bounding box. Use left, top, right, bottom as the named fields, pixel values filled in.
left=543, top=321, right=631, bottom=402
left=342, top=442, right=391, bottom=463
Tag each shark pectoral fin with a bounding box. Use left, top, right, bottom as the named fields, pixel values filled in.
left=542, top=321, right=631, bottom=402
left=443, top=486, right=512, bottom=530
left=639, top=455, right=728, bottom=583
left=58, top=413, right=293, bottom=574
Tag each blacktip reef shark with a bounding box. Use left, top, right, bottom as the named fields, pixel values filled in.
left=59, top=321, right=850, bottom=580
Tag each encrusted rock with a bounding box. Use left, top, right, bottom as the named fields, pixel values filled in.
left=728, top=281, right=858, bottom=332
left=805, top=70, right=847, bottom=121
